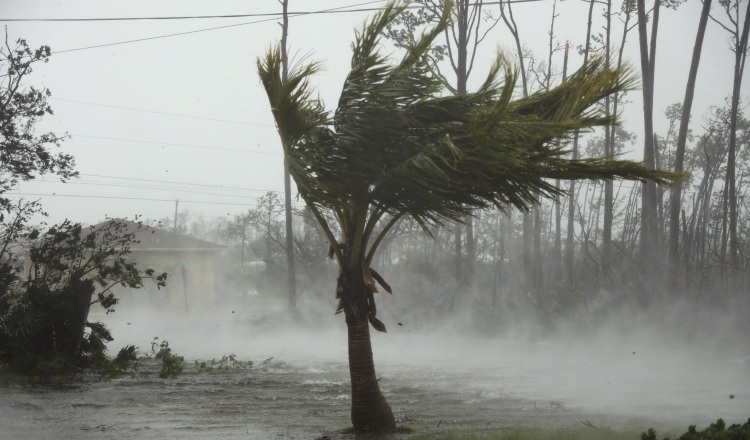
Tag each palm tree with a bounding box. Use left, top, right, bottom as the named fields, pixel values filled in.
left=258, top=0, right=674, bottom=433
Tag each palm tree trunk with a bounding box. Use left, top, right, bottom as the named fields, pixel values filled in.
left=340, top=266, right=395, bottom=433
left=347, top=319, right=395, bottom=432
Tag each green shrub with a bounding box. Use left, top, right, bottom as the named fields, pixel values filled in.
left=152, top=340, right=184, bottom=378
left=0, top=219, right=166, bottom=376
left=643, top=418, right=750, bottom=440
left=195, top=354, right=253, bottom=372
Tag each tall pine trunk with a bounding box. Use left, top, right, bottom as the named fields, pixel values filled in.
left=500, top=0, right=534, bottom=291
left=602, top=0, right=613, bottom=274
left=554, top=42, right=569, bottom=280
left=668, top=0, right=712, bottom=287
left=726, top=1, right=750, bottom=290
left=565, top=0, right=594, bottom=281
left=636, top=0, right=661, bottom=299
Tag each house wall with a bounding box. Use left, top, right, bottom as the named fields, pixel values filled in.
left=93, top=250, right=219, bottom=316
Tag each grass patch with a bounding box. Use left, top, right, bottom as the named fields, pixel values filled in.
left=407, top=420, right=750, bottom=440
left=407, top=427, right=641, bottom=440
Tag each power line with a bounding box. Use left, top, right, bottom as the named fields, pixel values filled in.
left=14, top=192, right=260, bottom=206
left=52, top=98, right=275, bottom=127
left=47, top=1, right=385, bottom=54
left=0, top=1, right=385, bottom=22
left=52, top=21, right=268, bottom=54
left=78, top=173, right=277, bottom=192
left=19, top=174, right=292, bottom=203
left=33, top=0, right=544, bottom=54
left=67, top=133, right=282, bottom=155
left=35, top=177, right=283, bottom=198
left=1, top=1, right=541, bottom=22
left=50, top=180, right=266, bottom=199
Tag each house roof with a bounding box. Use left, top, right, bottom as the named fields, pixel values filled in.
left=89, top=219, right=225, bottom=252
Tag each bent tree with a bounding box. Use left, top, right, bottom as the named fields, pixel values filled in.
left=258, top=0, right=674, bottom=433
left=0, top=34, right=168, bottom=373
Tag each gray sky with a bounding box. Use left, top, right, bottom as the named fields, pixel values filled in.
left=0, top=0, right=743, bottom=227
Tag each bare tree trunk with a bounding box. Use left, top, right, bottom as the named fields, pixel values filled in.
left=554, top=186, right=562, bottom=278
left=727, top=1, right=750, bottom=291
left=603, top=0, right=613, bottom=275
left=442, top=0, right=493, bottom=286
left=668, top=0, right=712, bottom=288
left=636, top=0, right=661, bottom=299
left=499, top=0, right=528, bottom=97
left=456, top=0, right=476, bottom=286
left=454, top=222, right=463, bottom=283
left=565, top=0, right=595, bottom=281
left=533, top=203, right=543, bottom=300
left=537, top=0, right=558, bottom=303
left=554, top=42, right=569, bottom=281
left=466, top=217, right=475, bottom=281
left=522, top=212, right=533, bottom=292
left=607, top=0, right=634, bottom=277
left=720, top=176, right=729, bottom=286
left=500, top=0, right=534, bottom=291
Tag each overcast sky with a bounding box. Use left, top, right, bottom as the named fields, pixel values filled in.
left=0, top=0, right=744, bottom=228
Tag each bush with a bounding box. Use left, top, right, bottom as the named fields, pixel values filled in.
left=0, top=218, right=166, bottom=376
left=194, top=354, right=253, bottom=372
left=151, top=339, right=184, bottom=378
left=643, top=419, right=750, bottom=440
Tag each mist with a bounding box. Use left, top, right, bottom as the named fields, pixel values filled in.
left=94, top=262, right=750, bottom=432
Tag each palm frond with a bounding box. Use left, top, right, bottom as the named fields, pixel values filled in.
left=257, top=0, right=680, bottom=264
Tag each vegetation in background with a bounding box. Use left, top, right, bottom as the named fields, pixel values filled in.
left=150, top=338, right=184, bottom=378
left=404, top=419, right=750, bottom=440
left=407, top=428, right=642, bottom=440
left=0, top=218, right=167, bottom=376
left=157, top=0, right=750, bottom=340
left=642, top=418, right=750, bottom=440
left=0, top=34, right=167, bottom=377
left=112, top=344, right=139, bottom=372
left=194, top=354, right=253, bottom=372
left=258, top=0, right=676, bottom=432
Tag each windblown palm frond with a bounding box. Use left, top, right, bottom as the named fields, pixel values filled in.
left=257, top=48, right=332, bottom=204
left=258, top=3, right=681, bottom=430
left=258, top=0, right=677, bottom=263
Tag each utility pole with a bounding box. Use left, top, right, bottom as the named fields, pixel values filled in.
left=173, top=199, right=179, bottom=233
left=280, top=0, right=298, bottom=311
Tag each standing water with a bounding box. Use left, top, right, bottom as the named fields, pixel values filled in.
left=2, top=310, right=748, bottom=439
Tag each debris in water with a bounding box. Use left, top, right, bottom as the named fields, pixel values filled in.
left=581, top=420, right=600, bottom=430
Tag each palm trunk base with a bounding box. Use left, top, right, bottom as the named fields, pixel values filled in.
left=347, top=319, right=396, bottom=433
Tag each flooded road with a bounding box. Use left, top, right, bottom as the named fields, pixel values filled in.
left=2, top=319, right=748, bottom=439
left=0, top=359, right=668, bottom=440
